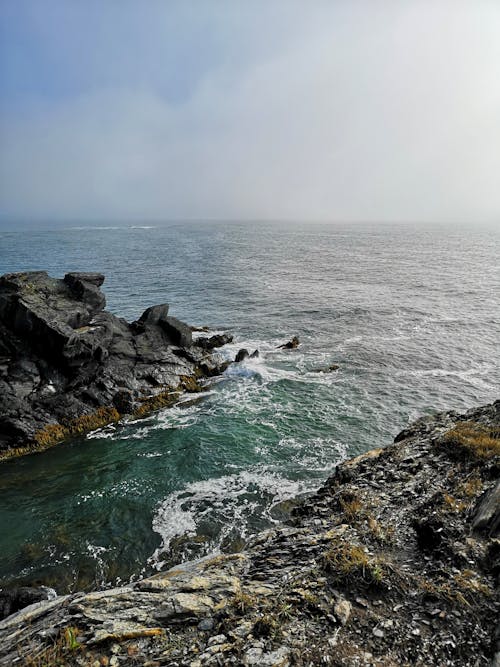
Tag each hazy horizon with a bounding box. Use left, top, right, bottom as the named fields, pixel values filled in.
left=1, top=1, right=499, bottom=228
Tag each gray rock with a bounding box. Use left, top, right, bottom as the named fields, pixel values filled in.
left=472, top=480, right=500, bottom=536
left=0, top=272, right=228, bottom=455
left=235, top=349, right=249, bottom=362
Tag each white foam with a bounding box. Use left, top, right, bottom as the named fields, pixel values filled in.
left=149, top=468, right=313, bottom=569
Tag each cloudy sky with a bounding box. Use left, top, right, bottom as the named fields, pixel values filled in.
left=0, top=0, right=499, bottom=226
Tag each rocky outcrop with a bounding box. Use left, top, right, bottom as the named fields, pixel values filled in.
left=0, top=271, right=231, bottom=458
left=0, top=401, right=498, bottom=666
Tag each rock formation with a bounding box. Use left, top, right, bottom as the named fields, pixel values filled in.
left=0, top=400, right=498, bottom=666
left=0, top=271, right=230, bottom=458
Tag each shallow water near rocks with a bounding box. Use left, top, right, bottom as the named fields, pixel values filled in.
left=0, top=221, right=498, bottom=592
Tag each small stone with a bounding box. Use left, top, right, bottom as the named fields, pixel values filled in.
left=190, top=662, right=202, bottom=667
left=411, top=628, right=421, bottom=636
left=92, top=661, right=100, bottom=667
left=430, top=608, right=441, bottom=616
left=111, top=644, right=120, bottom=655
left=334, top=599, right=352, bottom=626
left=207, top=634, right=227, bottom=646
left=372, top=627, right=384, bottom=638
left=232, top=621, right=253, bottom=638
left=356, top=597, right=369, bottom=608
left=197, top=617, right=214, bottom=632
left=393, top=604, right=403, bottom=612
left=244, top=647, right=263, bottom=665
left=109, top=657, right=119, bottom=667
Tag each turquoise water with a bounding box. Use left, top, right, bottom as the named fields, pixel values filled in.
left=0, top=222, right=498, bottom=591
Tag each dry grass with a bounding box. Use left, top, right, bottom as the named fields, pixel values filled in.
left=441, top=421, right=500, bottom=460
left=455, top=476, right=483, bottom=498
left=22, top=626, right=81, bottom=667
left=230, top=591, right=256, bottom=614
left=321, top=539, right=387, bottom=587
left=442, top=493, right=467, bottom=513
left=339, top=496, right=364, bottom=521
left=418, top=569, right=492, bottom=607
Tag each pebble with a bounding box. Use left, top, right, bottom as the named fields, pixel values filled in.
left=334, top=599, right=352, bottom=626
left=372, top=628, right=385, bottom=638
left=244, top=647, right=263, bottom=664
left=197, top=617, right=214, bottom=632
left=109, top=657, right=119, bottom=667
left=207, top=634, right=227, bottom=647
left=412, top=628, right=421, bottom=636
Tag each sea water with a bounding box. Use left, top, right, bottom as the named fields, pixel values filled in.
left=0, top=222, right=498, bottom=591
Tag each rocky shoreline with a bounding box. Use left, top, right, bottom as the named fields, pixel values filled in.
left=0, top=400, right=498, bottom=666
left=0, top=271, right=232, bottom=459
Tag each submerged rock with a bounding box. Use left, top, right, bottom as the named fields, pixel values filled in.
left=0, top=271, right=231, bottom=458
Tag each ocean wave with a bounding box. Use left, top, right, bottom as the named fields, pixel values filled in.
left=149, top=469, right=313, bottom=570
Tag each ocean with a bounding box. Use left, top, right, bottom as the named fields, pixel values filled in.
left=0, top=221, right=498, bottom=592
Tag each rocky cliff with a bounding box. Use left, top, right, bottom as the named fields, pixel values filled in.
left=0, top=271, right=231, bottom=459
left=0, top=401, right=498, bottom=667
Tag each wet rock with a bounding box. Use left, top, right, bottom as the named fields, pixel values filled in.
left=235, top=349, right=249, bottom=362
left=277, top=336, right=300, bottom=350
left=312, top=363, right=339, bottom=373
left=196, top=333, right=233, bottom=350
left=250, top=349, right=259, bottom=358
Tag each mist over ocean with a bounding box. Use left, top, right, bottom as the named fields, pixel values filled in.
left=0, top=221, right=498, bottom=591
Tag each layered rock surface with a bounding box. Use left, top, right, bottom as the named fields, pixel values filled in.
left=0, top=401, right=498, bottom=666
left=0, top=271, right=230, bottom=457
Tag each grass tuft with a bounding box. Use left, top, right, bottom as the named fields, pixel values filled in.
left=321, top=539, right=387, bottom=588
left=441, top=421, right=500, bottom=460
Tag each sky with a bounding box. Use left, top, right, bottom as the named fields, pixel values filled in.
left=0, top=0, right=499, bottom=226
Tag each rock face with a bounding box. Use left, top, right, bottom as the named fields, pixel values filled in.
left=0, top=271, right=230, bottom=457
left=0, top=401, right=498, bottom=666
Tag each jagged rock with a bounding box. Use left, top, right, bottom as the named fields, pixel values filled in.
left=235, top=348, right=249, bottom=362
left=278, top=336, right=300, bottom=350
left=0, top=272, right=231, bottom=457
left=472, top=481, right=500, bottom=536
left=196, top=333, right=233, bottom=350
